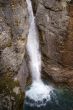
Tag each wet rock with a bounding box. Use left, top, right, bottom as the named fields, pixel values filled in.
left=0, top=74, right=24, bottom=110
left=17, top=58, right=29, bottom=92
left=32, top=0, right=73, bottom=85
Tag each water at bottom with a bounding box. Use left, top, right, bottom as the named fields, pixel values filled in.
left=23, top=87, right=73, bottom=110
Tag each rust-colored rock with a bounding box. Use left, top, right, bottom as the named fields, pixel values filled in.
left=60, top=4, right=73, bottom=67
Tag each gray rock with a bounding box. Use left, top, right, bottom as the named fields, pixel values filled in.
left=32, top=0, right=73, bottom=85
left=1, top=47, right=19, bottom=72
left=0, top=0, right=29, bottom=74
left=0, top=0, right=29, bottom=109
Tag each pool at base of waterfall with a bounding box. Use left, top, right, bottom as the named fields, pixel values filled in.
left=23, top=81, right=73, bottom=110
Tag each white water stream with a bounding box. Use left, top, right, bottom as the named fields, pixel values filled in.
left=26, top=0, right=53, bottom=106
left=26, top=0, right=41, bottom=82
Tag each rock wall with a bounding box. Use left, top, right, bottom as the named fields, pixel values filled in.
left=0, top=0, right=29, bottom=109
left=61, top=4, right=73, bottom=67
left=0, top=0, right=29, bottom=74
left=32, top=0, right=73, bottom=86
left=0, top=0, right=73, bottom=109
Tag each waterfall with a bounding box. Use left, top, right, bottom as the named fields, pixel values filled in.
left=26, top=0, right=41, bottom=82
left=26, top=0, right=53, bottom=107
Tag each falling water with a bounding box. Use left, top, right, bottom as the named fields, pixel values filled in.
left=26, top=0, right=41, bottom=82
left=26, top=0, right=53, bottom=107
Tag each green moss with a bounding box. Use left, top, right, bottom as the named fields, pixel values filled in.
left=0, top=74, right=24, bottom=110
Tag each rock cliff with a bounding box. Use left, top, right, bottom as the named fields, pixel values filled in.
left=0, top=0, right=73, bottom=109
left=0, top=0, right=29, bottom=109
left=32, top=0, right=73, bottom=86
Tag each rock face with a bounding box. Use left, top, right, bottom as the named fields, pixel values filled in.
left=32, top=0, right=73, bottom=86
left=0, top=0, right=29, bottom=74
left=0, top=0, right=29, bottom=109
left=0, top=74, right=24, bottom=110
left=0, top=0, right=73, bottom=109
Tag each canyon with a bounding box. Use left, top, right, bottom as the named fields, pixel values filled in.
left=0, top=0, right=73, bottom=110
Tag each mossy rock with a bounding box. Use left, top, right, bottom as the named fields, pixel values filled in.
left=0, top=74, right=24, bottom=110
